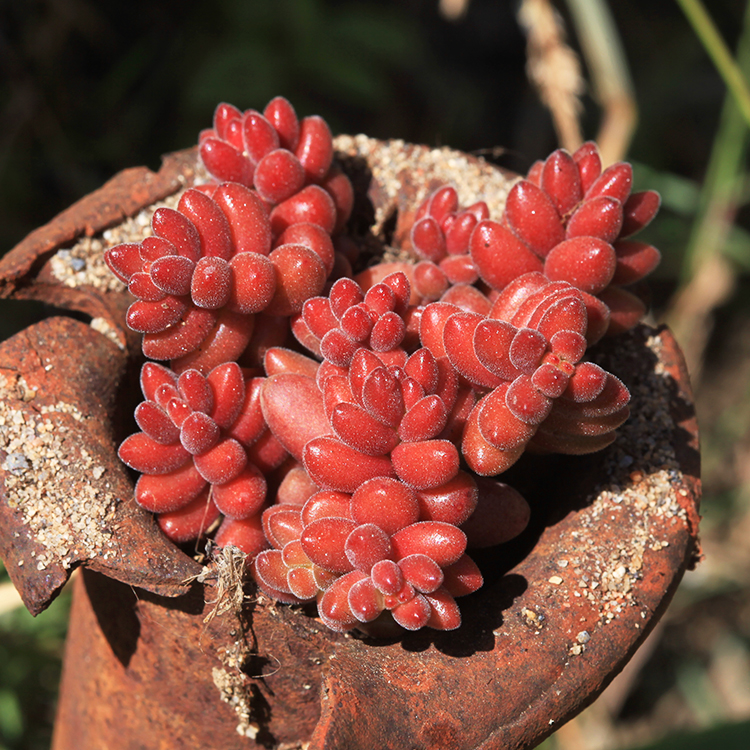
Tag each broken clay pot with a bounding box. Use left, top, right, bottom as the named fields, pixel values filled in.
left=0, top=138, right=700, bottom=750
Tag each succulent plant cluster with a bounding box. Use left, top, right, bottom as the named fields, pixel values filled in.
left=105, top=97, right=661, bottom=633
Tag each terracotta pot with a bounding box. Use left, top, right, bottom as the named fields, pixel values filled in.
left=0, top=139, right=700, bottom=750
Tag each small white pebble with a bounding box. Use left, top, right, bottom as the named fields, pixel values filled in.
left=4, top=452, right=29, bottom=475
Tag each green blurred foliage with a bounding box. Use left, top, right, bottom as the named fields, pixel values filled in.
left=635, top=719, right=750, bottom=750
left=0, top=561, right=70, bottom=750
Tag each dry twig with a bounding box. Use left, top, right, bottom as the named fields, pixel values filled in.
left=566, top=0, right=638, bottom=164
left=518, top=0, right=585, bottom=153
left=439, top=0, right=470, bottom=21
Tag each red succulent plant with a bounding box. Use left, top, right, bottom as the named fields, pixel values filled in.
left=118, top=360, right=279, bottom=556
left=470, top=142, right=661, bottom=336
left=198, top=98, right=354, bottom=236
left=105, top=100, right=661, bottom=634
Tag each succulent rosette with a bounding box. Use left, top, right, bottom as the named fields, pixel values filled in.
left=409, top=185, right=490, bottom=300
left=410, top=142, right=661, bottom=341
left=104, top=182, right=283, bottom=373
left=104, top=98, right=359, bottom=376
left=118, top=360, right=284, bottom=555
left=104, top=97, right=662, bottom=634
left=469, top=142, right=661, bottom=337
left=199, top=98, right=354, bottom=237
left=255, top=271, right=530, bottom=631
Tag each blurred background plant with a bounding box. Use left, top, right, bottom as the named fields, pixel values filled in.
left=1, top=0, right=749, bottom=748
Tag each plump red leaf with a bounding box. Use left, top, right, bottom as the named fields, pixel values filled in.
left=350, top=476, right=420, bottom=536
left=119, top=433, right=190, bottom=474
left=193, top=438, right=247, bottom=484
left=135, top=462, right=207, bottom=513
left=157, top=489, right=220, bottom=544
left=266, top=243, right=327, bottom=316
left=390, top=440, right=460, bottom=490
left=566, top=196, right=623, bottom=243
left=276, top=222, right=335, bottom=275
left=585, top=161, right=633, bottom=203
left=301, top=516, right=357, bottom=573
left=391, top=521, right=466, bottom=567
left=180, top=412, right=220, bottom=455
left=461, top=477, right=530, bottom=547
left=391, top=593, right=431, bottom=631
left=134, top=400, right=180, bottom=444
left=261, top=373, right=329, bottom=461
left=142, top=307, right=217, bottom=361
left=270, top=184, right=337, bottom=236
left=347, top=577, right=384, bottom=623
left=398, top=553, right=444, bottom=594
left=264, top=96, right=300, bottom=151
left=442, top=554, right=483, bottom=596
left=540, top=149, right=583, bottom=216
left=411, top=217, right=447, bottom=263
left=242, top=110, right=280, bottom=164
left=303, top=436, right=395, bottom=492
left=345, top=523, right=393, bottom=572
left=331, top=401, right=399, bottom=456
left=443, top=311, right=504, bottom=389
left=425, top=588, right=462, bottom=630
left=200, top=137, right=253, bottom=186
left=213, top=181, right=272, bottom=256
left=126, top=296, right=188, bottom=334
left=611, top=240, right=661, bottom=286
left=398, top=395, right=447, bottom=443
left=543, top=236, right=617, bottom=294
left=178, top=188, right=233, bottom=260
left=212, top=464, right=267, bottom=519
left=416, top=471, right=477, bottom=526
left=215, top=513, right=269, bottom=559
left=177, top=369, right=213, bottom=413
left=505, top=180, right=565, bottom=257
left=598, top=286, right=646, bottom=335
left=300, top=491, right=351, bottom=527
left=419, top=302, right=461, bottom=359
left=621, top=190, right=660, bottom=237
left=318, top=570, right=366, bottom=631
left=170, top=309, right=255, bottom=375
left=254, top=148, right=305, bottom=204
left=228, top=252, right=276, bottom=313
left=149, top=255, right=195, bottom=297
left=572, top=141, right=602, bottom=193
left=414, top=261, right=449, bottom=301
left=476, top=385, right=535, bottom=451
left=361, top=367, right=404, bottom=428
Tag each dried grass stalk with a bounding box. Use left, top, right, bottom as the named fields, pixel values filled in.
left=518, top=0, right=585, bottom=153
left=565, top=0, right=638, bottom=164
left=439, top=0, right=470, bottom=21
